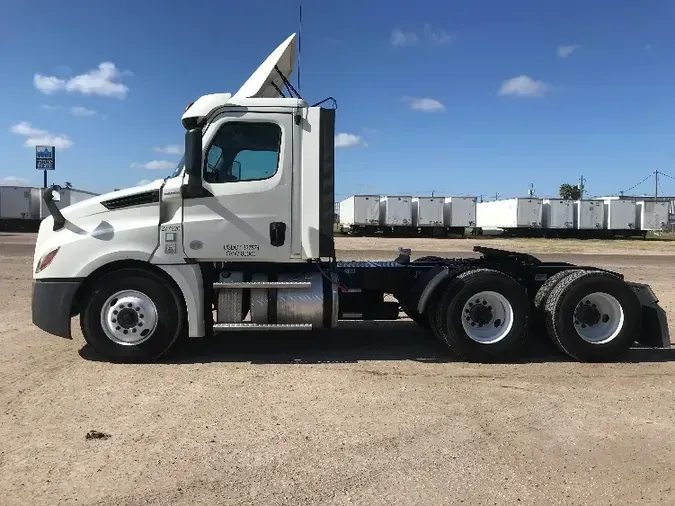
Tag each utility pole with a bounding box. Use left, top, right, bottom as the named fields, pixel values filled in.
left=579, top=175, right=585, bottom=200
left=655, top=170, right=659, bottom=200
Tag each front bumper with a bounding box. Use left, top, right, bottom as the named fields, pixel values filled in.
left=32, top=279, right=83, bottom=339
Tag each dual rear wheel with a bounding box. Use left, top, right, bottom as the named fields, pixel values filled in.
left=414, top=267, right=641, bottom=362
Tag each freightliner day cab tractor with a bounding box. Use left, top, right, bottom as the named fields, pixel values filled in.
left=31, top=33, right=670, bottom=363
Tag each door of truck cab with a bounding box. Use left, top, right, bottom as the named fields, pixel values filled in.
left=181, top=111, right=294, bottom=262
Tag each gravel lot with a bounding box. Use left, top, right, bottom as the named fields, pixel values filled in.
left=1, top=233, right=674, bottom=505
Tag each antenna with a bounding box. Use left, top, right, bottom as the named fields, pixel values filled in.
left=297, top=3, right=302, bottom=92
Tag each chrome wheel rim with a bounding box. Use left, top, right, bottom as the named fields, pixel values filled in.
left=99, top=290, right=158, bottom=346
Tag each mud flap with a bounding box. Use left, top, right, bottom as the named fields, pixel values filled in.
left=626, top=282, right=671, bottom=348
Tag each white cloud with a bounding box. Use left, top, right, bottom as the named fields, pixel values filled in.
left=557, top=44, right=580, bottom=58
left=498, top=75, right=550, bottom=98
left=402, top=96, right=446, bottom=112
left=136, top=179, right=152, bottom=186
left=391, top=25, right=455, bottom=47
left=423, top=24, right=456, bottom=45
left=644, top=44, right=653, bottom=51
left=390, top=28, right=419, bottom=47
left=130, top=160, right=175, bottom=170
left=70, top=106, right=96, bottom=117
left=154, top=144, right=182, bottom=155
left=10, top=122, right=73, bottom=150
left=1, top=176, right=31, bottom=186
left=335, top=133, right=365, bottom=148
left=40, top=104, right=61, bottom=111
left=362, top=127, right=379, bottom=134
left=34, top=75, right=66, bottom=95
left=34, top=62, right=130, bottom=99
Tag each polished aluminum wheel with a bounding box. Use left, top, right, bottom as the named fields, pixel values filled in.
left=99, top=290, right=159, bottom=346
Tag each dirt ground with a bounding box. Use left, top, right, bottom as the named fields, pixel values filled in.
left=1, top=233, right=674, bottom=505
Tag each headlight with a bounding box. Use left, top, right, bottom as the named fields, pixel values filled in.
left=35, top=247, right=60, bottom=274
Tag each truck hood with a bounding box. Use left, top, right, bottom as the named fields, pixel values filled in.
left=57, top=178, right=165, bottom=221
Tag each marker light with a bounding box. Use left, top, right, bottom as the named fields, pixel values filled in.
left=35, top=247, right=60, bottom=274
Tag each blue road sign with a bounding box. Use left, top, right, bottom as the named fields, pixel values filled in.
left=36, top=145, right=55, bottom=170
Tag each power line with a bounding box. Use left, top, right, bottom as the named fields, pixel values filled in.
left=658, top=170, right=675, bottom=181
left=619, top=173, right=652, bottom=195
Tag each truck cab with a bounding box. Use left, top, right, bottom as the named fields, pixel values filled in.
left=32, top=33, right=340, bottom=359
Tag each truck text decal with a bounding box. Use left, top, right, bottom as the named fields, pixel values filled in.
left=223, top=244, right=260, bottom=257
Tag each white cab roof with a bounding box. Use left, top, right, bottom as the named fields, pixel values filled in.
left=182, top=94, right=306, bottom=123
left=182, top=93, right=232, bottom=123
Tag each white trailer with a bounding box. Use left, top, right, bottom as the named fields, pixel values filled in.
left=542, top=199, right=574, bottom=229
left=412, top=197, right=444, bottom=227
left=476, top=198, right=542, bottom=230
left=603, top=199, right=636, bottom=230
left=573, top=200, right=604, bottom=230
left=55, top=188, right=99, bottom=209
left=379, top=196, right=412, bottom=227
left=636, top=200, right=669, bottom=231
left=338, top=195, right=380, bottom=231
left=0, top=186, right=32, bottom=220
left=29, top=188, right=46, bottom=219
left=443, top=197, right=477, bottom=228
left=29, top=32, right=669, bottom=365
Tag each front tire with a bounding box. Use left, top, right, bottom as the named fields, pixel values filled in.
left=80, top=268, right=186, bottom=363
left=432, top=268, right=530, bottom=362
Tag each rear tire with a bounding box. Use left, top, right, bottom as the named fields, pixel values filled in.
left=543, top=270, right=641, bottom=362
left=432, top=268, right=530, bottom=362
left=80, top=268, right=186, bottom=363
left=534, top=269, right=579, bottom=312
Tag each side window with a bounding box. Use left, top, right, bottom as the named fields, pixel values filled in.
left=203, top=122, right=281, bottom=184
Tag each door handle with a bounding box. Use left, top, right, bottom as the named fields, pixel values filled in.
left=269, top=222, right=286, bottom=247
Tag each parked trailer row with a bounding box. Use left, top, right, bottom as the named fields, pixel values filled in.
left=339, top=194, right=670, bottom=239
left=475, top=198, right=670, bottom=238
left=339, top=194, right=477, bottom=236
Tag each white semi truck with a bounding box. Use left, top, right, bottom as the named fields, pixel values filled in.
left=31, top=34, right=669, bottom=363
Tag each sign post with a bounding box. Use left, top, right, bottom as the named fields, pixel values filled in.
left=35, top=145, right=56, bottom=188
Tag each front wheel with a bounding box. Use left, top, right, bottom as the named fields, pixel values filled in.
left=80, top=268, right=186, bottom=363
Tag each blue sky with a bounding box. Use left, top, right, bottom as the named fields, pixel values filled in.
left=1, top=0, right=674, bottom=200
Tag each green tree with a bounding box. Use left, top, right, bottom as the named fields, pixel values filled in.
left=559, top=183, right=582, bottom=200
